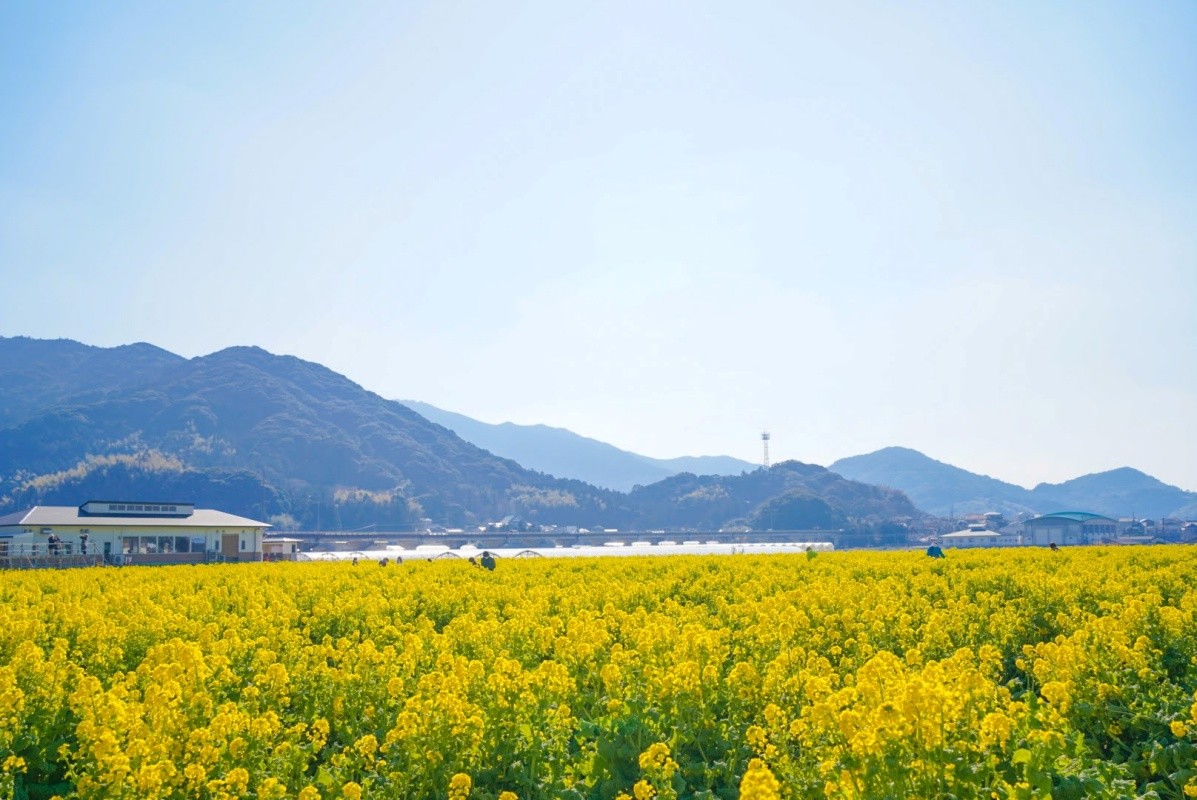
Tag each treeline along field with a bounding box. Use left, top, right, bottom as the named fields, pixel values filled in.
left=1, top=549, right=1196, bottom=799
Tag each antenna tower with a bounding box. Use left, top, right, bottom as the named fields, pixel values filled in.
left=761, top=431, right=771, bottom=469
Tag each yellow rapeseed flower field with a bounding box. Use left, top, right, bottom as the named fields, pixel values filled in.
left=1, top=547, right=1196, bottom=799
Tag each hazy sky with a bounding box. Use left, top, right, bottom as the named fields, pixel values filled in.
left=2, top=1, right=1195, bottom=490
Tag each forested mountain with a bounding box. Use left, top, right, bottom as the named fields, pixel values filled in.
left=1030, top=468, right=1197, bottom=520
left=830, top=447, right=1039, bottom=518
left=831, top=446, right=1196, bottom=519
left=402, top=400, right=755, bottom=491
left=626, top=460, right=918, bottom=532
left=0, top=337, right=919, bottom=532
left=0, top=336, right=182, bottom=428
left=0, top=342, right=624, bottom=527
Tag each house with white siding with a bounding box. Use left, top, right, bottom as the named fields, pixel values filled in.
left=0, top=500, right=269, bottom=567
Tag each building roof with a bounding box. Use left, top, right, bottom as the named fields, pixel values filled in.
left=942, top=529, right=1001, bottom=538
left=1028, top=511, right=1115, bottom=524
left=0, top=506, right=269, bottom=529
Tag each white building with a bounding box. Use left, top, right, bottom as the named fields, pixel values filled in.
left=940, top=523, right=1024, bottom=549
left=263, top=537, right=303, bottom=561
left=0, top=500, right=270, bottom=566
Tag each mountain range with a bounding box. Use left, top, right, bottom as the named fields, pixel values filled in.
left=0, top=336, right=915, bottom=534
left=830, top=447, right=1197, bottom=520
left=3, top=336, right=1189, bottom=528
left=401, top=400, right=755, bottom=492
left=393, top=409, right=1195, bottom=521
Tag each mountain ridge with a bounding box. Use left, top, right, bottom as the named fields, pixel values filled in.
left=0, top=336, right=914, bottom=535
left=4, top=336, right=1184, bottom=525
left=401, top=399, right=755, bottom=491
left=831, top=446, right=1195, bottom=519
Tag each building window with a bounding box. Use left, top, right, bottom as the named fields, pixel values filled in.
left=241, top=539, right=247, bottom=551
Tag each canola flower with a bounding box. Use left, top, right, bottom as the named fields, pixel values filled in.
left=0, top=547, right=1195, bottom=798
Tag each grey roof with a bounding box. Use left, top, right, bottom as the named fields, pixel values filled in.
left=942, top=528, right=1001, bottom=538
left=0, top=506, right=269, bottom=529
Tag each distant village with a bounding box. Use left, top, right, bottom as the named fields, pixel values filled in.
left=920, top=510, right=1197, bottom=548
left=2, top=501, right=1196, bottom=570
left=448, top=509, right=1197, bottom=549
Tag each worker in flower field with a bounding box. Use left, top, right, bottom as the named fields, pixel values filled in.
left=480, top=551, right=496, bottom=571
left=926, top=543, right=945, bottom=558
left=1049, top=542, right=1059, bottom=551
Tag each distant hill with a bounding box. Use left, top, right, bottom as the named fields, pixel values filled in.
left=628, top=460, right=919, bottom=534
left=831, top=446, right=1196, bottom=519
left=1030, top=467, right=1197, bottom=520
left=0, top=343, right=626, bottom=527
left=0, top=336, right=182, bottom=429
left=402, top=400, right=755, bottom=491
left=830, top=447, right=1039, bottom=518
left=0, top=337, right=918, bottom=533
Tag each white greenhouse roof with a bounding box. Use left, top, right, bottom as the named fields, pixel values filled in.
left=299, top=541, right=834, bottom=562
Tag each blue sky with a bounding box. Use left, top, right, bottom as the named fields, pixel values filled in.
left=2, top=1, right=1195, bottom=489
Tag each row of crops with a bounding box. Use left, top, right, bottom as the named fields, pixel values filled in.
left=1, top=547, right=1196, bottom=799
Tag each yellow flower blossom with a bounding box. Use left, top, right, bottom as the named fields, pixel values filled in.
left=0, top=548, right=1193, bottom=799
left=448, top=772, right=472, bottom=800
left=739, top=758, right=780, bottom=800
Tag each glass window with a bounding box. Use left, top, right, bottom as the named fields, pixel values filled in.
left=174, top=536, right=190, bottom=553
left=241, top=539, right=247, bottom=551
left=190, top=536, right=206, bottom=552
left=122, top=538, right=135, bottom=555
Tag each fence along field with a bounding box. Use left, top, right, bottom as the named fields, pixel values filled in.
left=1, top=548, right=1195, bottom=799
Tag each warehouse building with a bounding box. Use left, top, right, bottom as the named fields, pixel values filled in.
left=1023, top=511, right=1117, bottom=547
left=0, top=500, right=269, bottom=566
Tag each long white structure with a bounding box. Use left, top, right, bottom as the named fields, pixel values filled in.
left=298, top=540, right=834, bottom=562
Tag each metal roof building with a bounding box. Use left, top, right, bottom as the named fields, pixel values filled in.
left=0, top=500, right=270, bottom=567
left=1024, top=511, right=1117, bottom=546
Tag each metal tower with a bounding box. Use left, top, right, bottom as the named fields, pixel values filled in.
left=761, top=431, right=771, bottom=469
